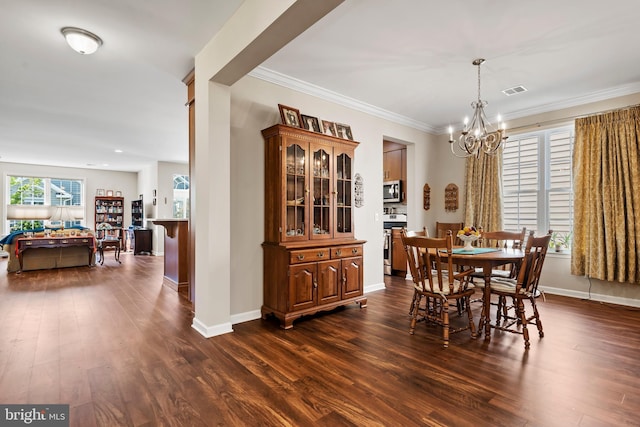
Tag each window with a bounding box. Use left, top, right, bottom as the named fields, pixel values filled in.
left=7, top=176, right=84, bottom=232
left=173, top=174, right=189, bottom=219
left=502, top=127, right=574, bottom=236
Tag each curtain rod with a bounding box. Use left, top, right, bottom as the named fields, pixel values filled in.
left=508, top=103, right=640, bottom=132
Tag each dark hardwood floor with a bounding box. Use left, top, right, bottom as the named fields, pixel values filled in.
left=1, top=254, right=639, bottom=426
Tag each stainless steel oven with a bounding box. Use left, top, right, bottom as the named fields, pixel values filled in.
left=383, top=214, right=407, bottom=275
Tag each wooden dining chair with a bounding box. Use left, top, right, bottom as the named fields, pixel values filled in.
left=402, top=227, right=429, bottom=314
left=404, top=226, right=428, bottom=238
left=469, top=227, right=527, bottom=311
left=96, top=227, right=122, bottom=265
left=401, top=231, right=476, bottom=348
left=435, top=222, right=464, bottom=245
left=486, top=230, right=552, bottom=349
left=472, top=227, right=527, bottom=280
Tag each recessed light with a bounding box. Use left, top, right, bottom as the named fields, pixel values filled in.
left=114, top=149, right=123, bottom=153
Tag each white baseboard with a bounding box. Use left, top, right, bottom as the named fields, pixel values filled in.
left=192, top=317, right=233, bottom=338
left=231, top=309, right=262, bottom=325
left=541, top=286, right=640, bottom=308
left=365, top=282, right=386, bottom=293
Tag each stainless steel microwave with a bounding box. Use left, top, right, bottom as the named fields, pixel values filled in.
left=383, top=180, right=401, bottom=203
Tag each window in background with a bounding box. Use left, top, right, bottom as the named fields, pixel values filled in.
left=502, top=127, right=574, bottom=237
left=7, top=176, right=84, bottom=232
left=173, top=174, right=189, bottom=219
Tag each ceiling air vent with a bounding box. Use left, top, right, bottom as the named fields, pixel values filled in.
left=502, top=85, right=528, bottom=96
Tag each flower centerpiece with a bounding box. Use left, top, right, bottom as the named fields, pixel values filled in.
left=457, top=226, right=480, bottom=251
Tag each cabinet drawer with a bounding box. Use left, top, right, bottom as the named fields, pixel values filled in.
left=331, top=245, right=363, bottom=259
left=290, top=248, right=330, bottom=264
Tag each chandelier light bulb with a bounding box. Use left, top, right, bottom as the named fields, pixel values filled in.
left=61, top=27, right=103, bottom=55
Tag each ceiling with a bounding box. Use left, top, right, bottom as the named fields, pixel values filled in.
left=2, top=1, right=640, bottom=172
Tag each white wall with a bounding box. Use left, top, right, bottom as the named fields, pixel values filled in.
left=136, top=161, right=188, bottom=255
left=1, top=162, right=137, bottom=232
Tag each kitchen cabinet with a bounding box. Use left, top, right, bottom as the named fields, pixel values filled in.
left=262, top=124, right=367, bottom=329
left=391, top=228, right=407, bottom=273
left=383, top=149, right=403, bottom=182
left=152, top=219, right=189, bottom=295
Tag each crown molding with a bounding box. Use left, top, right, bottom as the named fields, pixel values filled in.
left=251, top=67, right=640, bottom=136
left=249, top=66, right=437, bottom=133
left=508, top=82, right=640, bottom=120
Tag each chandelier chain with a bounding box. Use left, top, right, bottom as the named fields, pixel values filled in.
left=477, top=61, right=481, bottom=102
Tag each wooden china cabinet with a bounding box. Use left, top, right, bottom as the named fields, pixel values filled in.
left=262, top=124, right=367, bottom=329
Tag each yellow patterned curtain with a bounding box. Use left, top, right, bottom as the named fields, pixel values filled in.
left=572, top=106, right=640, bottom=283
left=463, top=150, right=503, bottom=232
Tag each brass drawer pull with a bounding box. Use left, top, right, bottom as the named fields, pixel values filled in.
left=352, top=248, right=359, bottom=254
left=62, top=240, right=68, bottom=243
left=297, top=254, right=305, bottom=261
left=48, top=240, right=55, bottom=244
left=25, top=241, right=33, bottom=246
left=318, top=252, right=325, bottom=257
left=336, top=249, right=342, bottom=256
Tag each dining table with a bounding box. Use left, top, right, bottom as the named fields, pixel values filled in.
left=430, top=247, right=525, bottom=340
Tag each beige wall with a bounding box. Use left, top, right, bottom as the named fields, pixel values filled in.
left=227, top=79, right=640, bottom=320
left=228, top=75, right=436, bottom=316
left=430, top=92, right=640, bottom=306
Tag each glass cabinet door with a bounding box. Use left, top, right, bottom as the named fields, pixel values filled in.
left=311, top=147, right=332, bottom=238
left=335, top=151, right=353, bottom=236
left=285, top=143, right=307, bottom=239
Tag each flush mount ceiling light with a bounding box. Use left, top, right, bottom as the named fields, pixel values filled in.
left=448, top=58, right=507, bottom=158
left=60, top=27, right=102, bottom=54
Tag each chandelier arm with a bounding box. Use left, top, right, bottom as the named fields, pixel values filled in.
left=450, top=140, right=476, bottom=158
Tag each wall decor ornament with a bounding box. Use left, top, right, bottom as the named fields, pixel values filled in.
left=354, top=173, right=364, bottom=207
left=423, top=183, right=431, bottom=210
left=445, top=183, right=459, bottom=212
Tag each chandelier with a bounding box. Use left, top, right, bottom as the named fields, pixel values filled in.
left=448, top=58, right=507, bottom=158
